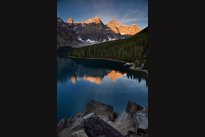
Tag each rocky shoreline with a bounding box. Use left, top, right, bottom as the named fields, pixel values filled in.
left=57, top=100, right=148, bottom=137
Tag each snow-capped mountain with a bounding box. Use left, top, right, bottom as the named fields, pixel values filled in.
left=72, top=16, right=121, bottom=43
left=57, top=16, right=141, bottom=48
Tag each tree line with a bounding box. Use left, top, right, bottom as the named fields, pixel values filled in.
left=71, top=27, right=148, bottom=69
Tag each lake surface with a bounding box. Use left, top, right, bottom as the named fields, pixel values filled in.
left=57, top=55, right=148, bottom=122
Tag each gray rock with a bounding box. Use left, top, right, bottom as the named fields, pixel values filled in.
left=109, top=111, right=137, bottom=136
left=85, top=100, right=116, bottom=121
left=58, top=118, right=71, bottom=134
left=69, top=117, right=84, bottom=132
left=58, top=115, right=86, bottom=137
left=71, top=130, right=88, bottom=137
left=126, top=101, right=144, bottom=115
left=57, top=17, right=79, bottom=48
left=58, top=100, right=148, bottom=137
left=84, top=115, right=124, bottom=137
left=125, top=131, right=138, bottom=137
left=134, top=109, right=148, bottom=130
left=58, top=128, right=72, bottom=137
left=82, top=113, right=95, bottom=120
left=58, top=119, right=66, bottom=133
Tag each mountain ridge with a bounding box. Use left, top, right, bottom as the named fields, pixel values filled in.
left=107, top=19, right=141, bottom=35
left=57, top=16, right=142, bottom=48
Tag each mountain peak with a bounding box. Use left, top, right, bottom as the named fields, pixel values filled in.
left=82, top=16, right=103, bottom=24
left=94, top=16, right=101, bottom=19
left=111, top=18, right=116, bottom=21
left=57, top=17, right=64, bottom=23
left=107, top=18, right=141, bottom=35
left=107, top=19, right=123, bottom=27
left=67, top=18, right=74, bottom=24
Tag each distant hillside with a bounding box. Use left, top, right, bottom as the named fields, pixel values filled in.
left=71, top=27, right=148, bottom=69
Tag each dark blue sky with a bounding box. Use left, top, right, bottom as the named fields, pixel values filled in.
left=57, top=0, right=148, bottom=29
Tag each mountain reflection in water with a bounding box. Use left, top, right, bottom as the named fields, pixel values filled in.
left=57, top=56, right=147, bottom=86
left=57, top=56, right=148, bottom=122
left=69, top=70, right=126, bottom=85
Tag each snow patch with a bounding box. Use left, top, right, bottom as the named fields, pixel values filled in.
left=78, top=37, right=84, bottom=42
left=103, top=39, right=107, bottom=42
left=108, top=36, right=115, bottom=41
left=86, top=39, right=97, bottom=43
left=57, top=18, right=63, bottom=23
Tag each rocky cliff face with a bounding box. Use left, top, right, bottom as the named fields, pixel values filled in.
left=106, top=19, right=122, bottom=34
left=107, top=19, right=141, bottom=36
left=57, top=16, right=142, bottom=48
left=119, top=24, right=141, bottom=35
left=57, top=17, right=79, bottom=48
left=57, top=100, right=148, bottom=137
left=73, top=16, right=120, bottom=43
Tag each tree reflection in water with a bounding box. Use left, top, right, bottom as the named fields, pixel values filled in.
left=57, top=56, right=147, bottom=86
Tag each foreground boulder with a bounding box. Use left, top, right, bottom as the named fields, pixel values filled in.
left=85, top=100, right=117, bottom=121
left=58, top=113, right=93, bottom=137
left=84, top=115, right=124, bottom=137
left=109, top=111, right=137, bottom=136
left=134, top=108, right=148, bottom=137
left=58, top=100, right=148, bottom=137
left=126, top=101, right=144, bottom=115
left=134, top=108, right=148, bottom=130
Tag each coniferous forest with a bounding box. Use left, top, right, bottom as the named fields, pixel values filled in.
left=71, top=27, right=148, bottom=69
